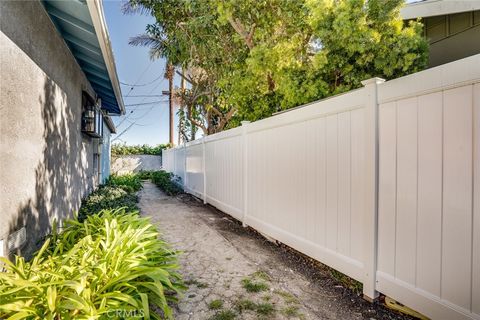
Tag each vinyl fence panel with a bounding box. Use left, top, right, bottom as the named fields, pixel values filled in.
left=376, top=55, right=480, bottom=320
left=162, top=54, right=480, bottom=320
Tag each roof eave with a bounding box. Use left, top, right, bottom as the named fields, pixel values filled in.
left=103, top=114, right=117, bottom=134
left=86, top=0, right=125, bottom=116
left=401, top=0, right=480, bottom=20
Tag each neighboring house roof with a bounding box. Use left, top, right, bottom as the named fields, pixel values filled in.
left=42, top=0, right=125, bottom=116
left=401, top=0, right=480, bottom=20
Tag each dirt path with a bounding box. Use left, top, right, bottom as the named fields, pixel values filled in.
left=138, top=181, right=412, bottom=320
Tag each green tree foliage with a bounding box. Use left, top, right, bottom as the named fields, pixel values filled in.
left=127, top=0, right=427, bottom=133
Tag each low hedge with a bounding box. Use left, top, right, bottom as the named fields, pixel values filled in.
left=111, top=144, right=169, bottom=156
left=78, top=185, right=138, bottom=221
left=150, top=171, right=183, bottom=196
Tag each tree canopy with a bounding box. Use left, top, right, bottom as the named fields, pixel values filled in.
left=126, top=0, right=428, bottom=137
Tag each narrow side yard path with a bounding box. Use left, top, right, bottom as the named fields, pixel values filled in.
left=139, top=182, right=412, bottom=320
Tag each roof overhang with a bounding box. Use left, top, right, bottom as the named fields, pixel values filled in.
left=401, top=0, right=480, bottom=20
left=103, top=114, right=116, bottom=134
left=42, top=0, right=125, bottom=116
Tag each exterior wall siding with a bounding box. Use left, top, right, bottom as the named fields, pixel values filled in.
left=0, top=1, right=99, bottom=257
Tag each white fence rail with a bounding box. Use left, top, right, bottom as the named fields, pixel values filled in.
left=163, top=55, right=480, bottom=320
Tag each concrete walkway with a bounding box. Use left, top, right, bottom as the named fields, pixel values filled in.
left=138, top=182, right=412, bottom=320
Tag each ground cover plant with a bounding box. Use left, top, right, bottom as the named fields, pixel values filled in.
left=150, top=171, right=183, bottom=196
left=0, top=209, right=184, bottom=319
left=106, top=173, right=143, bottom=192
left=78, top=185, right=138, bottom=220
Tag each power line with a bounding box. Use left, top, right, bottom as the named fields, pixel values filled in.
left=120, top=74, right=163, bottom=87
left=116, top=77, right=166, bottom=128
left=122, top=61, right=154, bottom=98
left=124, top=100, right=169, bottom=107
left=122, top=94, right=165, bottom=98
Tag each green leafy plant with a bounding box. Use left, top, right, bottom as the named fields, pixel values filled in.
left=0, top=209, right=184, bottom=319
left=106, top=173, right=142, bottom=192
left=150, top=171, right=183, bottom=196
left=78, top=185, right=138, bottom=220
left=112, top=143, right=169, bottom=156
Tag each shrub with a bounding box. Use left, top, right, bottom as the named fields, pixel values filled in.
left=79, top=185, right=138, bottom=220
left=0, top=209, right=184, bottom=319
left=137, top=170, right=155, bottom=180
left=111, top=143, right=169, bottom=156
left=150, top=171, right=183, bottom=196
left=106, top=173, right=142, bottom=192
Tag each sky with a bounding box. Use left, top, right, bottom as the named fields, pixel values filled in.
left=103, top=1, right=181, bottom=146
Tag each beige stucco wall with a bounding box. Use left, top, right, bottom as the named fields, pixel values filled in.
left=0, top=1, right=99, bottom=257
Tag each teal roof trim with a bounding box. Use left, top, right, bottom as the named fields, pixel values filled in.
left=42, top=0, right=124, bottom=115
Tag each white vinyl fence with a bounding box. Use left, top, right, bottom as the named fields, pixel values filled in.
left=163, top=55, right=480, bottom=320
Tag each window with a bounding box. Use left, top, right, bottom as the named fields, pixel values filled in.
left=81, top=91, right=103, bottom=138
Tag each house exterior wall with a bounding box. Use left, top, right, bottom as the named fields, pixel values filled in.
left=0, top=1, right=100, bottom=257
left=421, top=10, right=480, bottom=67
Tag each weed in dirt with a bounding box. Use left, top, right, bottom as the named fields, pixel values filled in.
left=330, top=269, right=362, bottom=293
left=281, top=305, right=303, bottom=318
left=209, top=299, right=224, bottom=310
left=262, top=295, right=272, bottom=301
left=252, top=270, right=271, bottom=281
left=241, top=278, right=269, bottom=293
left=234, top=299, right=257, bottom=313
left=185, top=279, right=209, bottom=288
left=210, top=310, right=236, bottom=320
left=274, top=289, right=299, bottom=304
left=256, top=302, right=275, bottom=316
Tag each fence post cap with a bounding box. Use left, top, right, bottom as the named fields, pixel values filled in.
left=361, top=77, right=385, bottom=86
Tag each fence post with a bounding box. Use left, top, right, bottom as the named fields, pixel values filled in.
left=183, top=143, right=187, bottom=190
left=361, top=77, right=384, bottom=301
left=241, top=121, right=250, bottom=227
left=202, top=137, right=207, bottom=204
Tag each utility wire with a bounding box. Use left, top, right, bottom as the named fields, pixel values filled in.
left=120, top=74, right=163, bottom=87
left=122, top=61, right=154, bottom=98
left=116, top=76, right=166, bottom=128
left=122, top=94, right=165, bottom=98
left=124, top=99, right=169, bottom=107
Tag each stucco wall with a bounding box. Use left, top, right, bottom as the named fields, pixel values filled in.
left=0, top=1, right=99, bottom=257
left=111, top=155, right=163, bottom=175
